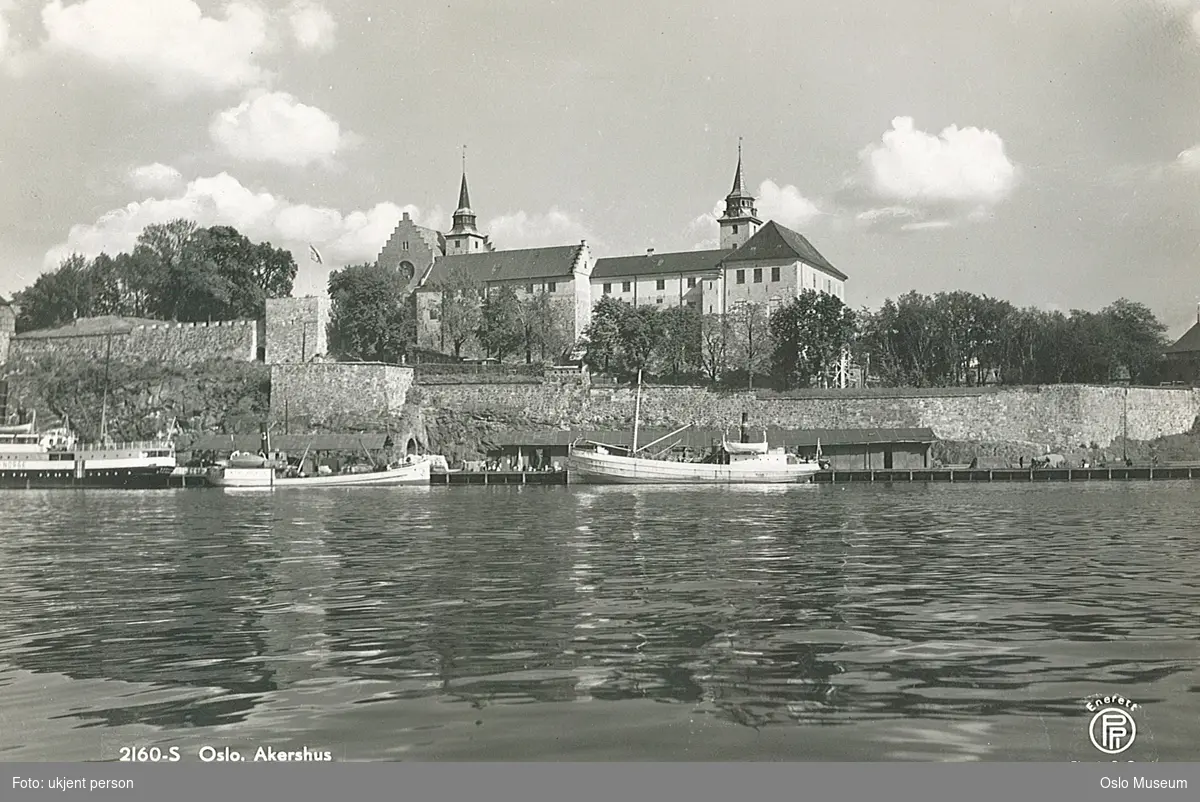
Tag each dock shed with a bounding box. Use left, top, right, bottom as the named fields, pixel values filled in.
left=486, top=426, right=936, bottom=470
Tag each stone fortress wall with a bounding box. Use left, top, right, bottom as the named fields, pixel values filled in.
left=0, top=296, right=331, bottom=368
left=7, top=319, right=261, bottom=364
left=415, top=381, right=1200, bottom=451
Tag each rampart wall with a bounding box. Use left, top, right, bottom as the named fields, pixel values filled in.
left=8, top=320, right=259, bottom=364
left=417, top=382, right=1200, bottom=449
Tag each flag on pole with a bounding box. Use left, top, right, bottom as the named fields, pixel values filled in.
left=308, top=244, right=324, bottom=265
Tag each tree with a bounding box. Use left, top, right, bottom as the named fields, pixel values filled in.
left=1101, top=298, right=1167, bottom=384
left=327, top=262, right=414, bottom=363
left=727, top=301, right=770, bottom=389
left=436, top=265, right=483, bottom=358
left=13, top=254, right=95, bottom=332
left=657, top=304, right=701, bottom=379
left=697, top=313, right=729, bottom=384
left=581, top=296, right=631, bottom=375
left=618, top=304, right=663, bottom=376
left=181, top=226, right=297, bottom=321
left=477, top=286, right=524, bottom=361
left=769, top=290, right=856, bottom=389
left=518, top=292, right=575, bottom=364
left=133, top=218, right=197, bottom=320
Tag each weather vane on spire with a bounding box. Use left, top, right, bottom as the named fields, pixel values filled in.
left=462, top=144, right=467, bottom=173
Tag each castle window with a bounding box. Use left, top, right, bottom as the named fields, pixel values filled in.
left=429, top=307, right=439, bottom=321
left=771, top=266, right=780, bottom=282
left=548, top=281, right=557, bottom=292
left=655, top=279, right=665, bottom=290
left=402, top=241, right=409, bottom=251
left=736, top=269, right=745, bottom=285
left=622, top=281, right=631, bottom=292
left=603, top=282, right=611, bottom=294
left=656, top=297, right=663, bottom=304
left=732, top=224, right=739, bottom=234
left=753, top=268, right=762, bottom=283
left=687, top=277, right=696, bottom=288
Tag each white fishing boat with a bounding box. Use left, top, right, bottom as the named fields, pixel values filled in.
left=566, top=371, right=821, bottom=485
left=206, top=455, right=432, bottom=489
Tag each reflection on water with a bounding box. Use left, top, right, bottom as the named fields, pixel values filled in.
left=0, top=482, right=1197, bottom=761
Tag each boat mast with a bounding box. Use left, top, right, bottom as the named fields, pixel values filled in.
left=99, top=332, right=112, bottom=445
left=631, top=369, right=643, bottom=454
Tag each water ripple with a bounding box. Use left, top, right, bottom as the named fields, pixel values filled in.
left=0, top=483, right=1196, bottom=760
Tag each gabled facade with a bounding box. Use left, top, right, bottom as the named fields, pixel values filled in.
left=1162, top=312, right=1200, bottom=384
left=588, top=149, right=846, bottom=317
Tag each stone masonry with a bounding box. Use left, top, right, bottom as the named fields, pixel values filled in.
left=270, top=362, right=414, bottom=423
left=265, top=296, right=330, bottom=364
left=417, top=382, right=1200, bottom=451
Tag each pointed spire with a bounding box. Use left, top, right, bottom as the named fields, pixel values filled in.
left=457, top=145, right=471, bottom=211
left=730, top=136, right=746, bottom=197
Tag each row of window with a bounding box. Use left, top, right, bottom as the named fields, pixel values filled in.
left=735, top=267, right=782, bottom=285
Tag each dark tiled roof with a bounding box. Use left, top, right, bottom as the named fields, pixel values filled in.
left=721, top=220, right=846, bottom=280
left=186, top=433, right=392, bottom=452
left=1164, top=321, right=1200, bottom=355
left=488, top=426, right=936, bottom=448
left=14, top=315, right=164, bottom=339
left=421, top=245, right=582, bottom=287
left=592, top=249, right=728, bottom=279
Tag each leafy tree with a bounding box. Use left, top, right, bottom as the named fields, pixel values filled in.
left=327, top=262, right=414, bottom=363
left=13, top=254, right=95, bottom=332
left=182, top=226, right=297, bottom=321
left=657, top=304, right=701, bottom=379
left=618, top=304, right=663, bottom=376
left=769, top=290, right=856, bottom=389
left=581, top=296, right=631, bottom=375
left=477, top=286, right=524, bottom=361
left=134, top=218, right=197, bottom=320
left=727, top=301, right=770, bottom=389
left=515, top=291, right=575, bottom=364
left=1101, top=298, right=1167, bottom=384
left=436, top=265, right=483, bottom=358
left=697, top=313, right=729, bottom=384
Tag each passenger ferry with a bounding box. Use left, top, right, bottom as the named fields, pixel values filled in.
left=0, top=414, right=177, bottom=489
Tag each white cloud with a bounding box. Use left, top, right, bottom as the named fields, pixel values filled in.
left=485, top=208, right=596, bottom=250
left=40, top=0, right=271, bottom=94
left=755, top=179, right=822, bottom=229
left=44, top=171, right=444, bottom=271
left=128, top=163, right=183, bottom=193
left=858, top=116, right=1019, bottom=207
left=1192, top=8, right=1200, bottom=39
left=0, top=1, right=11, bottom=63
left=1176, top=144, right=1200, bottom=171
left=209, top=91, right=356, bottom=167
left=899, top=219, right=954, bottom=232
left=288, top=0, right=335, bottom=52
left=684, top=180, right=822, bottom=247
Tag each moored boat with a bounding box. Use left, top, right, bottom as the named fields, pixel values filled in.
left=0, top=413, right=177, bottom=490
left=206, top=453, right=433, bottom=489
left=566, top=371, right=820, bottom=485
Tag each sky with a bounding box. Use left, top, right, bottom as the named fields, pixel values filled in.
left=1, top=0, right=1199, bottom=338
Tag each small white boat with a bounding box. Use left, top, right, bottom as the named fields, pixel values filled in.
left=206, top=457, right=432, bottom=489
left=565, top=371, right=820, bottom=485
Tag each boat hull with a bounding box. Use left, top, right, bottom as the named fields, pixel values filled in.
left=567, top=449, right=820, bottom=485
left=0, top=465, right=175, bottom=490
left=208, top=460, right=432, bottom=489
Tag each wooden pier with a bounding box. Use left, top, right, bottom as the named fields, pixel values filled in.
left=430, top=470, right=570, bottom=486
left=813, top=466, right=1200, bottom=483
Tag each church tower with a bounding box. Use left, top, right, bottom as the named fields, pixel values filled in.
left=717, top=140, right=761, bottom=250
left=445, top=150, right=493, bottom=253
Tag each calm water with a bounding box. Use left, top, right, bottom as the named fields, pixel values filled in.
left=0, top=482, right=1197, bottom=762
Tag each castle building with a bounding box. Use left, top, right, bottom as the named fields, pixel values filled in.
left=376, top=170, right=595, bottom=357
left=589, top=149, right=847, bottom=317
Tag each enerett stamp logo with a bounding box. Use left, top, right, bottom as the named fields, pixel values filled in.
left=1085, top=695, right=1139, bottom=755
